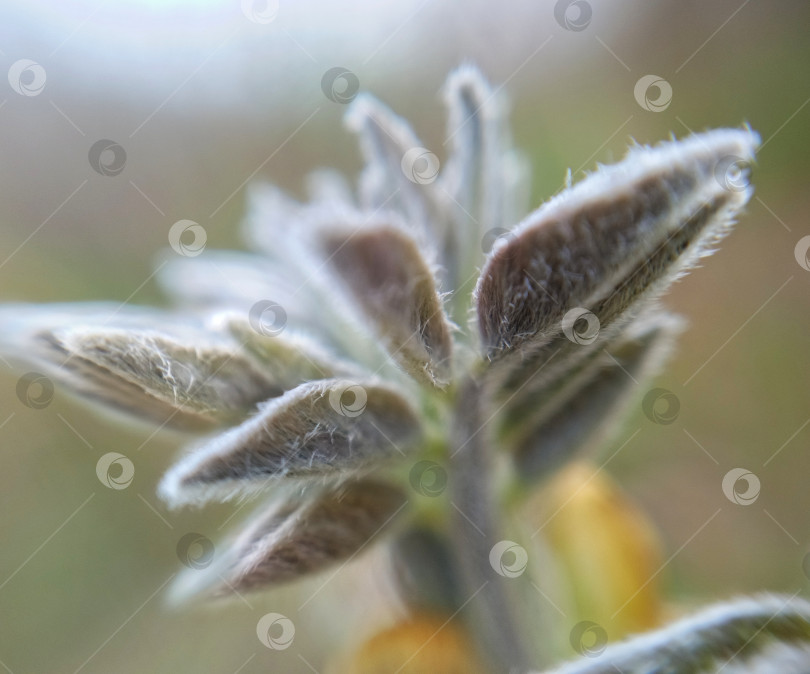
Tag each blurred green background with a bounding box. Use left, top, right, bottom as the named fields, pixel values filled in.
left=1, top=1, right=809, bottom=672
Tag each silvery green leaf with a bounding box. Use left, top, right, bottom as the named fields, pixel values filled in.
left=318, top=224, right=453, bottom=388
left=475, top=129, right=759, bottom=357
left=547, top=595, right=810, bottom=674
left=440, top=66, right=528, bottom=295
left=717, top=642, right=810, bottom=674
left=35, top=325, right=279, bottom=430
left=346, top=94, right=441, bottom=242
left=159, top=378, right=422, bottom=505
left=214, top=312, right=339, bottom=385
left=305, top=167, right=355, bottom=206
left=508, top=313, right=683, bottom=482
left=441, top=66, right=503, bottom=235
left=240, top=182, right=303, bottom=257
left=156, top=250, right=309, bottom=316
left=214, top=480, right=407, bottom=593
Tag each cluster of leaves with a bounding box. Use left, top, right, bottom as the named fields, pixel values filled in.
left=3, top=67, right=809, bottom=673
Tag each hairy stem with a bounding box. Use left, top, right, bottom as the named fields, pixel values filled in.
left=450, top=375, right=532, bottom=672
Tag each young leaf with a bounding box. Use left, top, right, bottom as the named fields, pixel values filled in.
left=509, top=313, right=682, bottom=481
left=159, top=379, right=422, bottom=505
left=475, top=129, right=759, bottom=357
left=346, top=94, right=441, bottom=241
left=318, top=224, right=453, bottom=387
left=28, top=324, right=278, bottom=430
left=440, top=66, right=528, bottom=296
left=156, top=250, right=308, bottom=316
left=218, top=480, right=407, bottom=592
left=547, top=595, right=810, bottom=674
left=215, top=312, right=339, bottom=384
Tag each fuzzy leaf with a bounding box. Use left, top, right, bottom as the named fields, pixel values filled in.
left=441, top=66, right=505, bottom=235
left=509, top=313, right=682, bottom=481
left=156, top=251, right=306, bottom=314
left=160, top=379, right=422, bottom=505
left=241, top=182, right=303, bottom=257
left=346, top=95, right=441, bottom=241
left=215, top=312, right=338, bottom=384
left=22, top=323, right=278, bottom=429
left=476, top=129, right=759, bottom=357
left=440, top=66, right=529, bottom=295
left=547, top=595, right=810, bottom=674
left=218, top=480, right=407, bottom=592
left=319, top=224, right=453, bottom=387
left=305, top=167, right=355, bottom=206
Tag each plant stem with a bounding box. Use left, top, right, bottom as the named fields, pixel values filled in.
left=449, top=375, right=533, bottom=673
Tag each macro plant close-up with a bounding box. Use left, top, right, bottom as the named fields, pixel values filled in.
left=1, top=2, right=810, bottom=673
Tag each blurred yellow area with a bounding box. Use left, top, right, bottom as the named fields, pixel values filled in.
left=539, top=461, right=664, bottom=641
left=332, top=614, right=487, bottom=674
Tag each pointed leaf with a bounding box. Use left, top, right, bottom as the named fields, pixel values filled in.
left=476, top=129, right=759, bottom=356
left=156, top=250, right=308, bottom=315
left=220, top=480, right=407, bottom=592
left=215, top=312, right=339, bottom=384
left=442, top=65, right=504, bottom=232
left=305, top=167, right=355, bottom=206
left=319, top=225, right=453, bottom=387
left=240, top=182, right=302, bottom=257
left=160, top=379, right=422, bottom=505
left=509, top=313, right=682, bottom=481
left=346, top=95, right=441, bottom=240
left=548, top=595, right=810, bottom=674
left=440, top=66, right=529, bottom=294
left=36, top=326, right=280, bottom=429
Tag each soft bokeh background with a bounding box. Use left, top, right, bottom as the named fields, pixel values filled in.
left=1, top=1, right=809, bottom=672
